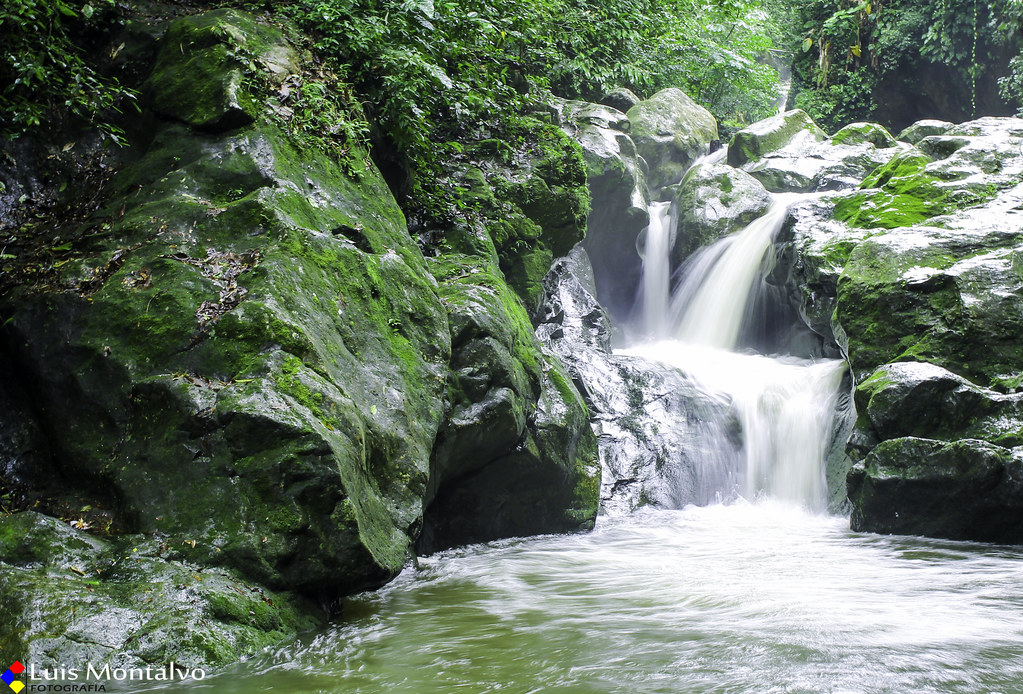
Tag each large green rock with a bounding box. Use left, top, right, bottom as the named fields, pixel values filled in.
left=418, top=251, right=600, bottom=551
left=731, top=110, right=902, bottom=193
left=835, top=220, right=1023, bottom=386
left=851, top=362, right=1023, bottom=455
left=449, top=120, right=589, bottom=315
left=780, top=115, right=1023, bottom=541
left=557, top=98, right=649, bottom=322
left=670, top=160, right=771, bottom=266
left=831, top=122, right=897, bottom=148
left=145, top=10, right=299, bottom=132
left=0, top=512, right=319, bottom=667
left=1, top=11, right=449, bottom=608
left=896, top=119, right=955, bottom=145
left=627, top=88, right=718, bottom=191
left=848, top=437, right=1023, bottom=542
left=727, top=109, right=826, bottom=168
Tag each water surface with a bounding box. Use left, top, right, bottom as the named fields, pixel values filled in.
left=142, top=503, right=1023, bottom=694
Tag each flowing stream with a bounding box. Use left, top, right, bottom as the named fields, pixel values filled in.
left=133, top=505, right=1023, bottom=694
left=629, top=189, right=844, bottom=510
left=135, top=160, right=1023, bottom=693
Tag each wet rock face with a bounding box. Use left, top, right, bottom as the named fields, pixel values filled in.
left=536, top=249, right=740, bottom=514
left=671, top=161, right=772, bottom=267
left=556, top=98, right=649, bottom=323
left=778, top=114, right=1023, bottom=542
left=418, top=253, right=599, bottom=553
left=0, top=7, right=600, bottom=666
left=848, top=437, right=1023, bottom=544
left=0, top=512, right=320, bottom=668
left=627, top=88, right=718, bottom=192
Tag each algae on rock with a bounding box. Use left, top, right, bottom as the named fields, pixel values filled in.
left=1, top=6, right=603, bottom=668
left=1, top=8, right=452, bottom=664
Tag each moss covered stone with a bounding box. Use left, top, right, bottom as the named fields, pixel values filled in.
left=0, top=512, right=320, bottom=667
left=831, top=149, right=955, bottom=229
left=896, top=119, right=955, bottom=144
left=627, top=88, right=718, bottom=191
left=831, top=122, right=897, bottom=148
left=420, top=252, right=599, bottom=551
left=145, top=10, right=299, bottom=132
left=670, top=161, right=771, bottom=266
left=727, top=109, right=826, bottom=168
left=0, top=10, right=449, bottom=614
left=848, top=437, right=1023, bottom=543
left=447, top=118, right=589, bottom=312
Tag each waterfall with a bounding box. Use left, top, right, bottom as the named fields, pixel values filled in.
left=667, top=195, right=801, bottom=349
left=638, top=201, right=673, bottom=338
left=622, top=190, right=845, bottom=510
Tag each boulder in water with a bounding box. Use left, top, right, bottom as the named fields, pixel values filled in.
left=671, top=161, right=772, bottom=266
left=419, top=255, right=600, bottom=552
left=627, top=88, right=718, bottom=191
left=848, top=437, right=1023, bottom=543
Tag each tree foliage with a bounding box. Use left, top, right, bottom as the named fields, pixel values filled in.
left=783, top=0, right=1022, bottom=132
left=0, top=0, right=135, bottom=141
left=238, top=0, right=782, bottom=221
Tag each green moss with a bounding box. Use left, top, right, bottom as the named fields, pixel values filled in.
left=820, top=238, right=859, bottom=268
left=832, top=122, right=897, bottom=148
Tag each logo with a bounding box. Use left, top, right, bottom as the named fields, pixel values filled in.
left=2, top=662, right=24, bottom=694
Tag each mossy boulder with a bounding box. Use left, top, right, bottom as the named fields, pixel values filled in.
left=0, top=512, right=319, bottom=667
left=831, top=148, right=952, bottom=229
left=727, top=109, right=826, bottom=168
left=832, top=122, right=898, bottom=148
left=627, top=88, right=718, bottom=191
left=732, top=111, right=901, bottom=193
left=419, top=254, right=599, bottom=552
left=896, top=119, right=955, bottom=145
left=848, top=437, right=1023, bottom=543
left=835, top=224, right=1023, bottom=386
left=775, top=116, right=1023, bottom=542
left=851, top=362, right=1023, bottom=453
left=0, top=11, right=449, bottom=610
left=145, top=10, right=299, bottom=132
left=670, top=160, right=771, bottom=266
left=452, top=120, right=589, bottom=314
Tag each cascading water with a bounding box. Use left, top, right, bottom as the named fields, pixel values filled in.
left=624, top=186, right=846, bottom=510
left=638, top=201, right=673, bottom=337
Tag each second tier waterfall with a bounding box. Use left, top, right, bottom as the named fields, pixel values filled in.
left=623, top=192, right=846, bottom=510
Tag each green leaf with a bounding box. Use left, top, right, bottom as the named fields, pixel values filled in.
left=802, top=37, right=814, bottom=52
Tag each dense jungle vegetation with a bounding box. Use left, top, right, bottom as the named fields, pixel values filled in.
left=2, top=0, right=1022, bottom=219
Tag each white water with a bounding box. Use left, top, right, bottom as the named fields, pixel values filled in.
left=632, top=191, right=844, bottom=509
left=664, top=192, right=808, bottom=349
left=140, top=504, right=1023, bottom=694
left=623, top=343, right=845, bottom=509
left=639, top=201, right=673, bottom=337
